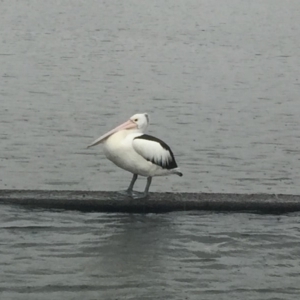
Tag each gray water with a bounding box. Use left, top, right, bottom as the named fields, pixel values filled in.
left=1, top=207, right=300, bottom=300
left=1, top=0, right=300, bottom=193
left=1, top=0, right=300, bottom=299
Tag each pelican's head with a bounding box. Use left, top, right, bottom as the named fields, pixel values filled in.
left=129, top=113, right=149, bottom=132
left=87, top=113, right=149, bottom=148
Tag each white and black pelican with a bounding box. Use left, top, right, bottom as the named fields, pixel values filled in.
left=87, top=113, right=182, bottom=196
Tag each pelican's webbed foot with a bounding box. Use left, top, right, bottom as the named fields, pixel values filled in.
left=131, top=191, right=149, bottom=199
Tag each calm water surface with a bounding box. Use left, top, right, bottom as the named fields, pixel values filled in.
left=1, top=0, right=300, bottom=193
left=1, top=206, right=300, bottom=300
left=1, top=1, right=300, bottom=299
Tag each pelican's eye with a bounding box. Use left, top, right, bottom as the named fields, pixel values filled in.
left=134, top=118, right=138, bottom=122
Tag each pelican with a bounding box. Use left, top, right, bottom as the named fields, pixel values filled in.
left=87, top=113, right=183, bottom=196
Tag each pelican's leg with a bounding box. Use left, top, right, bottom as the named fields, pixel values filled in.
left=143, top=176, right=152, bottom=196
left=127, top=174, right=138, bottom=194
left=118, top=174, right=138, bottom=196
left=131, top=176, right=152, bottom=199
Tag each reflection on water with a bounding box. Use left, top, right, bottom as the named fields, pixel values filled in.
left=0, top=206, right=299, bottom=300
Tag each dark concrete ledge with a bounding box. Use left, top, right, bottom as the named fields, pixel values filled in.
left=1, top=190, right=300, bottom=214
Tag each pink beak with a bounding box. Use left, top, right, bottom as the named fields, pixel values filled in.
left=87, top=119, right=137, bottom=148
